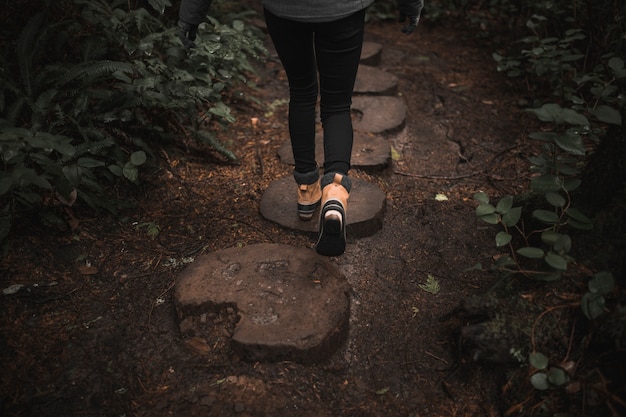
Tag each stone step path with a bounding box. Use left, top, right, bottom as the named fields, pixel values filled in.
left=174, top=41, right=407, bottom=362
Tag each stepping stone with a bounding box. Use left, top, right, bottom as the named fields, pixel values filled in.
left=360, top=41, right=383, bottom=66
left=354, top=65, right=398, bottom=95
left=260, top=176, right=386, bottom=238
left=277, top=131, right=391, bottom=171
left=352, top=96, right=406, bottom=134
left=174, top=243, right=350, bottom=363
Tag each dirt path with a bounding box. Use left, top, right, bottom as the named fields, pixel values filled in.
left=1, top=17, right=533, bottom=417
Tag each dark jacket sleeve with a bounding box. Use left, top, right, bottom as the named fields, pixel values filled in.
left=179, top=0, right=214, bottom=25
left=397, top=0, right=424, bottom=16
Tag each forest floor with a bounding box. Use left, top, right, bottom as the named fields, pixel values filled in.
left=1, top=11, right=622, bottom=417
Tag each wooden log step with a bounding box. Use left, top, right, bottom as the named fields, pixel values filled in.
left=174, top=243, right=351, bottom=363
left=352, top=96, right=407, bottom=134
left=260, top=176, right=386, bottom=239
left=360, top=41, right=383, bottom=66
left=277, top=131, right=391, bottom=171
left=354, top=65, right=399, bottom=96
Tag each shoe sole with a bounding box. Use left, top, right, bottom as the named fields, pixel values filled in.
left=315, top=200, right=346, bottom=256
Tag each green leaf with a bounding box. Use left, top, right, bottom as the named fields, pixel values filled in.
left=545, top=192, right=566, bottom=208
left=553, top=234, right=572, bottom=254
left=541, top=231, right=560, bottom=245
left=567, top=207, right=593, bottom=230
left=530, top=372, right=549, bottom=390
left=554, top=132, right=585, bottom=155
left=529, top=352, right=549, bottom=370
left=233, top=20, right=245, bottom=31
left=495, top=231, right=512, bottom=247
left=20, top=169, right=52, bottom=190
left=63, top=165, right=82, bottom=187
left=537, top=272, right=562, bottom=282
left=590, top=105, right=622, bottom=125
left=528, top=131, right=557, bottom=142
left=566, top=208, right=591, bottom=223
left=531, top=174, right=561, bottom=193
left=78, top=157, right=106, bottom=168
left=527, top=103, right=562, bottom=123
left=560, top=108, right=589, bottom=126
left=545, top=251, right=568, bottom=270
left=588, top=271, right=615, bottom=295
left=496, top=195, right=514, bottom=214
left=527, top=104, right=589, bottom=126
left=108, top=165, right=123, bottom=176
left=533, top=209, right=560, bottom=224
left=494, top=255, right=516, bottom=267
left=473, top=191, right=489, bottom=204
left=123, top=162, right=139, bottom=182
left=548, top=367, right=569, bottom=386
left=581, top=293, right=606, bottom=319
left=479, top=213, right=500, bottom=225
left=563, top=178, right=582, bottom=192
left=502, top=207, right=522, bottom=227
left=517, top=247, right=545, bottom=259
left=476, top=203, right=496, bottom=217
left=130, top=151, right=147, bottom=166
left=608, top=56, right=624, bottom=72
left=568, top=218, right=593, bottom=231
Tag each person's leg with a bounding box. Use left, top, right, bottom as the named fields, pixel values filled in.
left=264, top=9, right=322, bottom=220
left=314, top=9, right=366, bottom=176
left=264, top=9, right=318, bottom=175
left=313, top=10, right=365, bottom=255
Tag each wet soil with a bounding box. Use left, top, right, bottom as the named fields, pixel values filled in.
left=0, top=14, right=608, bottom=417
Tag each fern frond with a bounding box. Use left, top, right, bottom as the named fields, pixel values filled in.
left=196, top=130, right=238, bottom=163
left=58, top=61, right=135, bottom=87
left=58, top=137, right=115, bottom=165
left=16, top=12, right=46, bottom=98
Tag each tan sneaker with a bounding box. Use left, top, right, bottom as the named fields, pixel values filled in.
left=297, top=179, right=321, bottom=221
left=316, top=173, right=351, bottom=256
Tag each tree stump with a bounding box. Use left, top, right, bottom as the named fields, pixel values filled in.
left=352, top=96, right=407, bottom=134
left=260, top=176, right=386, bottom=238
left=174, top=244, right=351, bottom=363
left=277, top=131, right=390, bottom=171
left=354, top=65, right=399, bottom=96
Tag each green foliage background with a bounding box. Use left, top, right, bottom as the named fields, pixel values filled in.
left=0, top=0, right=265, bottom=245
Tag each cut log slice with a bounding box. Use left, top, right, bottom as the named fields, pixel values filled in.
left=354, top=65, right=399, bottom=96
left=352, top=96, right=407, bottom=134
left=277, top=131, right=391, bottom=171
left=360, top=41, right=383, bottom=66
left=174, top=243, right=351, bottom=363
left=260, top=176, right=386, bottom=238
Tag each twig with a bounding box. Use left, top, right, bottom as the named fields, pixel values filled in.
left=394, top=170, right=483, bottom=180
left=530, top=304, right=577, bottom=352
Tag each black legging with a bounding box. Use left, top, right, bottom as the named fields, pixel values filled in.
left=264, top=8, right=366, bottom=176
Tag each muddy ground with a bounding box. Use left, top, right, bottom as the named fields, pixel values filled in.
left=1, top=9, right=620, bottom=417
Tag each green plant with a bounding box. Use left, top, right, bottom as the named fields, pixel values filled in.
left=0, top=0, right=265, bottom=245
left=135, top=221, right=161, bottom=240
left=581, top=271, right=615, bottom=320
left=474, top=102, right=595, bottom=280
left=528, top=351, right=571, bottom=391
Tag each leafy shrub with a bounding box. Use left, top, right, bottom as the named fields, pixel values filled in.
left=470, top=2, right=625, bottom=414
left=0, top=0, right=265, bottom=245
